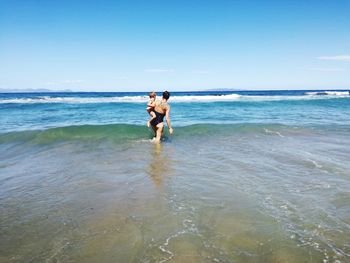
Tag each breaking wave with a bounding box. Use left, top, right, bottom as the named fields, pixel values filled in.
left=0, top=91, right=348, bottom=104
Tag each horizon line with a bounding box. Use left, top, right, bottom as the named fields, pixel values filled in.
left=0, top=88, right=349, bottom=94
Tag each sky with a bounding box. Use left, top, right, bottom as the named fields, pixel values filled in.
left=0, top=0, right=349, bottom=92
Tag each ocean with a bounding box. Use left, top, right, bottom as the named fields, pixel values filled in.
left=1, top=90, right=350, bottom=262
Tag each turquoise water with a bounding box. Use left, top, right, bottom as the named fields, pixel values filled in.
left=1, top=90, right=349, bottom=132
left=1, top=90, right=350, bottom=262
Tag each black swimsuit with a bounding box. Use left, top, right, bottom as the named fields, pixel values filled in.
left=151, top=111, right=165, bottom=126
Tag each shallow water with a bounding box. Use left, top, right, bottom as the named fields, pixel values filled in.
left=1, top=91, right=350, bottom=262
left=1, top=124, right=350, bottom=262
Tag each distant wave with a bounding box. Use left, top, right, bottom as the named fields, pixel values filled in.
left=0, top=95, right=147, bottom=104
left=304, top=91, right=350, bottom=96
left=0, top=92, right=349, bottom=104
left=0, top=94, right=241, bottom=104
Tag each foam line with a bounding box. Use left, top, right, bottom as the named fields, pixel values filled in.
left=0, top=92, right=349, bottom=104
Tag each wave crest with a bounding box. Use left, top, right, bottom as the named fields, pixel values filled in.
left=0, top=123, right=311, bottom=145
left=304, top=91, right=350, bottom=96
left=1, top=91, right=349, bottom=104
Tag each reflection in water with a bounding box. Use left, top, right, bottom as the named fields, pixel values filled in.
left=147, top=143, right=173, bottom=188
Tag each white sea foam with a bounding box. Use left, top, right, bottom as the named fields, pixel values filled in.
left=0, top=92, right=348, bottom=104
left=172, top=93, right=241, bottom=102
left=0, top=94, right=241, bottom=104
left=264, top=128, right=285, bottom=137
left=0, top=96, right=149, bottom=104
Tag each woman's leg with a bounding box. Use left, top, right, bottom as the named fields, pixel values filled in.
left=151, top=124, right=157, bottom=139
left=154, top=123, right=164, bottom=142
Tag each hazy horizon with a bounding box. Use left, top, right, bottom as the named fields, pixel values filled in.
left=1, top=87, right=349, bottom=94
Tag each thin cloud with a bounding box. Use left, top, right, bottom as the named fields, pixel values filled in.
left=45, top=80, right=84, bottom=85
left=144, top=69, right=174, bottom=73
left=301, top=67, right=345, bottom=72
left=192, top=70, right=211, bottom=74
left=317, top=55, right=350, bottom=61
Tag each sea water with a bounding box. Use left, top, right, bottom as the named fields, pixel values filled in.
left=0, top=90, right=350, bottom=262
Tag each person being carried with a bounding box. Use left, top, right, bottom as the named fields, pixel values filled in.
left=146, top=91, right=157, bottom=127
left=150, top=91, right=173, bottom=143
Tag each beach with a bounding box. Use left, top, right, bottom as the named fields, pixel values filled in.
left=1, top=91, right=350, bottom=262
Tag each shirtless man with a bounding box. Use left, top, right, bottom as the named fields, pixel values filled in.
left=150, top=91, right=173, bottom=142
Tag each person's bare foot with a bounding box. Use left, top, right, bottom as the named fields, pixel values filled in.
left=150, top=137, right=160, bottom=143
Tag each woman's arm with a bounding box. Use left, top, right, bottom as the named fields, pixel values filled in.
left=165, top=106, right=173, bottom=134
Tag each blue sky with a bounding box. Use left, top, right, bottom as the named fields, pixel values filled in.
left=0, top=0, right=349, bottom=91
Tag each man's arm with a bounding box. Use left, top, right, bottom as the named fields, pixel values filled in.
left=165, top=106, right=173, bottom=134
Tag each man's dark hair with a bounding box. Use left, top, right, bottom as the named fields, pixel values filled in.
left=163, top=91, right=170, bottom=100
